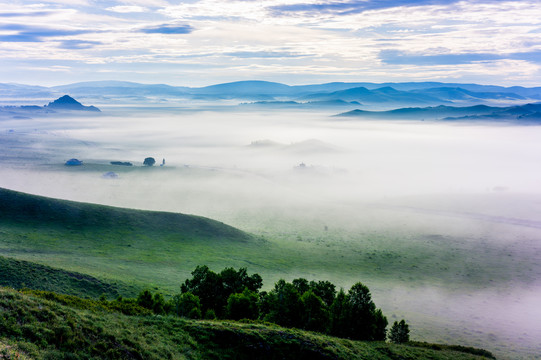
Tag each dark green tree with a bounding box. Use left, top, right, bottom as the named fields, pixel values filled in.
left=347, top=282, right=387, bottom=340
left=389, top=319, right=410, bottom=344
left=226, top=288, right=259, bottom=320
left=257, top=291, right=270, bottom=318
left=181, top=265, right=224, bottom=315
left=181, top=265, right=262, bottom=318
left=372, top=308, right=388, bottom=341
left=152, top=293, right=166, bottom=315
left=300, top=290, right=329, bottom=333
left=309, top=280, right=336, bottom=307
left=136, top=290, right=154, bottom=310
left=292, top=278, right=310, bottom=295
left=264, top=280, right=303, bottom=328
left=329, top=288, right=351, bottom=338
left=220, top=267, right=263, bottom=295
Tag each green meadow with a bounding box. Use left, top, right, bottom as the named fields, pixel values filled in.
left=1, top=185, right=540, bottom=359
left=3, top=185, right=534, bottom=295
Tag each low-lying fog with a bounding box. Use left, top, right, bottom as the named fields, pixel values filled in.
left=1, top=107, right=540, bottom=359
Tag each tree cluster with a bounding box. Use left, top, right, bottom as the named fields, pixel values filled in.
left=171, top=265, right=394, bottom=341
left=131, top=266, right=410, bottom=342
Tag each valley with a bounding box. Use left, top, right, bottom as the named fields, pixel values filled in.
left=1, top=99, right=540, bottom=358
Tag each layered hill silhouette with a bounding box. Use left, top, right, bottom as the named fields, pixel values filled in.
left=3, top=80, right=540, bottom=107
left=300, top=86, right=449, bottom=106
left=335, top=103, right=541, bottom=121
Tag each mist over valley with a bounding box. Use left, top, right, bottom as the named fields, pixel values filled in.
left=1, top=84, right=540, bottom=359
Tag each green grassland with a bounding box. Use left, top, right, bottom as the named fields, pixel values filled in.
left=2, top=186, right=533, bottom=295
left=0, top=287, right=495, bottom=360
left=0, top=186, right=259, bottom=293
left=0, top=255, right=138, bottom=299
left=1, top=186, right=538, bottom=359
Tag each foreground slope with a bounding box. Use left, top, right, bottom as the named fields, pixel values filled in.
left=0, top=288, right=495, bottom=360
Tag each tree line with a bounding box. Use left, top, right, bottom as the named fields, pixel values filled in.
left=134, top=265, right=409, bottom=343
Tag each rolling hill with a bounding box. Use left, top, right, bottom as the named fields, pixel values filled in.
left=0, top=187, right=250, bottom=242
left=0, top=187, right=257, bottom=292
left=301, top=86, right=447, bottom=105
left=409, top=87, right=525, bottom=101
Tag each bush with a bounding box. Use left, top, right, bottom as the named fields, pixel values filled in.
left=172, top=292, right=202, bottom=319
left=204, top=309, right=216, bottom=320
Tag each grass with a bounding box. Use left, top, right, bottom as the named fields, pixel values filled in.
left=0, top=186, right=524, bottom=295
left=0, top=255, right=139, bottom=299
left=0, top=186, right=260, bottom=294
left=0, top=287, right=495, bottom=360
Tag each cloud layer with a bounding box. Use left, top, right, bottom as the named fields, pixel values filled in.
left=0, top=0, right=540, bottom=86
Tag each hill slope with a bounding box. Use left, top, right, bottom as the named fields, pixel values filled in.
left=0, top=255, right=138, bottom=298
left=0, top=187, right=256, bottom=292
left=0, top=288, right=495, bottom=360
left=0, top=187, right=250, bottom=241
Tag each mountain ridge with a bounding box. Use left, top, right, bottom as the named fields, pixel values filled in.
left=3, top=80, right=540, bottom=106
left=334, top=102, right=541, bottom=121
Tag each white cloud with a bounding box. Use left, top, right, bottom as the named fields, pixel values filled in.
left=0, top=0, right=540, bottom=85
left=117, top=0, right=170, bottom=7
left=106, top=5, right=147, bottom=13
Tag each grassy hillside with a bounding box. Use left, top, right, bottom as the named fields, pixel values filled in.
left=0, top=187, right=250, bottom=241
left=0, top=288, right=494, bottom=360
left=0, top=187, right=260, bottom=292
left=0, top=186, right=516, bottom=294
left=0, top=255, right=139, bottom=299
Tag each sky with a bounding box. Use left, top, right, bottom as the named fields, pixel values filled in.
left=0, top=0, right=540, bottom=87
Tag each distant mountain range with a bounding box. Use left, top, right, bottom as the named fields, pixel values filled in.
left=334, top=103, right=541, bottom=122
left=1, top=80, right=540, bottom=108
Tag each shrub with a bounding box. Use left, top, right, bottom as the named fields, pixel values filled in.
left=173, top=292, right=202, bottom=319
